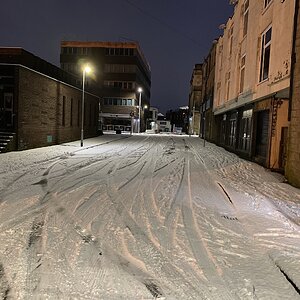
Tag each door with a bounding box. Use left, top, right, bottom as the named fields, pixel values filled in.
left=255, top=110, right=269, bottom=163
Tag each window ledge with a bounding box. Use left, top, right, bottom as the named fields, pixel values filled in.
left=257, top=78, right=269, bottom=86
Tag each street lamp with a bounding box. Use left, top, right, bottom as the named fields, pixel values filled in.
left=137, top=87, right=143, bottom=133
left=143, top=105, right=148, bottom=131
left=81, top=65, right=91, bottom=147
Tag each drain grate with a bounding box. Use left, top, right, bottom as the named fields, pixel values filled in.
left=221, top=215, right=238, bottom=221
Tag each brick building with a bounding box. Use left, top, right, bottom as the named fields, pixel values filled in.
left=286, top=0, right=300, bottom=187
left=0, top=48, right=100, bottom=151
left=60, top=41, right=151, bottom=133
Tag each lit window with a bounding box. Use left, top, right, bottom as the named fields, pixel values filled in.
left=259, top=27, right=272, bottom=82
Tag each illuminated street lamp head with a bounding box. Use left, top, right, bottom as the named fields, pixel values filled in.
left=138, top=87, right=143, bottom=93
left=144, top=105, right=148, bottom=109
left=84, top=65, right=91, bottom=74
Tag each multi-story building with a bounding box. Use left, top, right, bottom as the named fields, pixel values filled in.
left=0, top=48, right=99, bottom=152
left=213, top=0, right=295, bottom=169
left=145, top=106, right=159, bottom=133
left=188, top=64, right=202, bottom=135
left=200, top=43, right=217, bottom=142
left=60, top=41, right=151, bottom=133
left=286, top=0, right=300, bottom=187
left=166, top=107, right=189, bottom=134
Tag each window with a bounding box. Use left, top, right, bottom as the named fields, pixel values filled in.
left=106, top=47, right=134, bottom=56
left=240, top=55, right=246, bottom=93
left=104, top=64, right=135, bottom=73
left=259, top=26, right=272, bottom=82
left=62, top=96, right=66, bottom=126
left=103, top=98, right=134, bottom=106
left=239, top=109, right=252, bottom=152
left=228, top=26, right=234, bottom=56
left=243, top=0, right=249, bottom=37
left=70, top=98, right=73, bottom=126
left=226, top=72, right=231, bottom=100
left=264, top=0, right=272, bottom=8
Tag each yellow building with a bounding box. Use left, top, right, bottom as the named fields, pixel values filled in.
left=213, top=0, right=295, bottom=170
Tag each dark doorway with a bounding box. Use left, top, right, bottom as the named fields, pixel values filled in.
left=255, top=110, right=270, bottom=165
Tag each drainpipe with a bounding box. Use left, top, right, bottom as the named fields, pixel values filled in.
left=288, top=0, right=300, bottom=121
left=268, top=94, right=277, bottom=169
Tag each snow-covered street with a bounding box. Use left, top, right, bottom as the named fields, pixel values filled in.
left=0, top=134, right=300, bottom=299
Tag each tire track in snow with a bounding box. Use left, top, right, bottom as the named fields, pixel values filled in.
left=178, top=149, right=240, bottom=299
left=0, top=263, right=10, bottom=300
left=104, top=140, right=211, bottom=299
left=24, top=212, right=48, bottom=299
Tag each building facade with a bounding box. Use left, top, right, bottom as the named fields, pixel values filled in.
left=200, top=43, right=217, bottom=142
left=188, top=64, right=202, bottom=135
left=213, top=0, right=295, bottom=169
left=0, top=48, right=99, bottom=151
left=60, top=41, right=151, bottom=133
left=166, top=107, right=189, bottom=133
left=286, top=0, right=300, bottom=187
left=145, top=106, right=159, bottom=133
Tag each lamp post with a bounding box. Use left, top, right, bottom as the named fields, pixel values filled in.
left=81, top=65, right=91, bottom=147
left=143, top=104, right=148, bottom=131
left=137, top=87, right=143, bottom=133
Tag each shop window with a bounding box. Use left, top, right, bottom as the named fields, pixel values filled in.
left=239, top=109, right=252, bottom=152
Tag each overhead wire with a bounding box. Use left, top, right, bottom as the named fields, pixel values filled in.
left=122, top=0, right=206, bottom=49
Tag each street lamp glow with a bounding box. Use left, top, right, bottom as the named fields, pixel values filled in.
left=137, top=87, right=143, bottom=133
left=81, top=64, right=92, bottom=147
left=144, top=105, right=148, bottom=109
left=84, top=65, right=91, bottom=74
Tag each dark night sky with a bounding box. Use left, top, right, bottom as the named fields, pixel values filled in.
left=0, top=1, right=233, bottom=114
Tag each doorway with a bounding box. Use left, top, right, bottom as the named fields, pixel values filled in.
left=255, top=110, right=270, bottom=165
